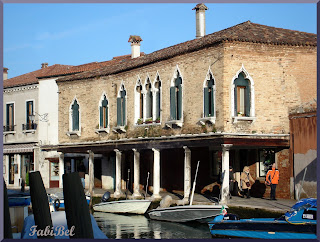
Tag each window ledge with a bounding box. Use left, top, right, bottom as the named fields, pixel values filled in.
left=232, top=116, right=256, bottom=123
left=113, top=126, right=126, bottom=134
left=66, top=131, right=81, bottom=137
left=22, top=129, right=36, bottom=134
left=135, top=121, right=161, bottom=127
left=165, top=120, right=183, bottom=128
left=3, top=131, right=16, bottom=135
left=95, top=128, right=110, bottom=134
left=199, top=117, right=216, bottom=125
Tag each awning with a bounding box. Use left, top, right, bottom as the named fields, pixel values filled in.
left=3, top=143, right=36, bottom=154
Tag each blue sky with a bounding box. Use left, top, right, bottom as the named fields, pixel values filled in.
left=3, top=3, right=317, bottom=78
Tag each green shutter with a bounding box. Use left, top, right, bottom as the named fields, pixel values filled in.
left=26, top=102, right=29, bottom=124
left=177, top=84, right=182, bottom=120
left=170, top=86, right=176, bottom=120
left=204, top=87, right=209, bottom=117
left=6, top=104, right=9, bottom=126
left=99, top=106, right=103, bottom=127
left=122, top=97, right=126, bottom=126
left=72, top=101, right=79, bottom=131
left=245, top=85, right=251, bottom=116
left=210, top=88, right=214, bottom=116
left=105, top=106, right=108, bottom=126
left=117, top=97, right=121, bottom=126
left=156, top=91, right=160, bottom=119
left=234, top=85, right=238, bottom=116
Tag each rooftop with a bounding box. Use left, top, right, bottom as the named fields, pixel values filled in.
left=56, top=21, right=317, bottom=83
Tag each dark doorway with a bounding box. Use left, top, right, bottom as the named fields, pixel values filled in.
left=94, top=158, right=102, bottom=188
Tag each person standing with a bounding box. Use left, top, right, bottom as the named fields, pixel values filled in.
left=265, top=163, right=279, bottom=200
left=240, top=166, right=255, bottom=198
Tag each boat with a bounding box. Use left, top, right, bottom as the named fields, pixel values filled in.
left=48, top=191, right=90, bottom=211
left=93, top=199, right=151, bottom=214
left=7, top=190, right=31, bottom=207
left=148, top=204, right=226, bottom=222
left=147, top=161, right=226, bottom=223
left=21, top=211, right=107, bottom=239
left=208, top=198, right=317, bottom=239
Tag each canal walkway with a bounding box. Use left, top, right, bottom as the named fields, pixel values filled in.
left=45, top=187, right=296, bottom=213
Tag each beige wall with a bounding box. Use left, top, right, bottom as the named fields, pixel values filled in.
left=57, top=42, right=316, bottom=143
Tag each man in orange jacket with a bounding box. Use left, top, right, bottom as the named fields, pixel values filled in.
left=265, top=163, right=279, bottom=200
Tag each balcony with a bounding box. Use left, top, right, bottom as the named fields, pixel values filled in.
left=22, top=123, right=37, bottom=133
left=3, top=125, right=16, bottom=135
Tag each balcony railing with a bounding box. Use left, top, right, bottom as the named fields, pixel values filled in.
left=22, top=123, right=37, bottom=131
left=3, top=125, right=15, bottom=132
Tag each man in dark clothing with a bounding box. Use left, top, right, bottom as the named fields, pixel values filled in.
left=229, top=166, right=235, bottom=199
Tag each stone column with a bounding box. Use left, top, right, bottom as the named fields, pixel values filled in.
left=88, top=151, right=94, bottom=196
left=59, top=153, right=64, bottom=188
left=114, top=149, right=122, bottom=198
left=220, top=144, right=233, bottom=204
left=152, top=148, right=161, bottom=199
left=183, top=146, right=191, bottom=202
left=132, top=149, right=141, bottom=198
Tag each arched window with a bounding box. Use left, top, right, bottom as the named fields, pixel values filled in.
left=145, top=78, right=153, bottom=120
left=117, top=84, right=126, bottom=126
left=71, top=99, right=79, bottom=131
left=204, top=74, right=215, bottom=117
left=99, top=95, right=108, bottom=129
left=135, top=79, right=143, bottom=124
left=154, top=75, right=161, bottom=121
left=170, top=71, right=183, bottom=120
left=234, top=72, right=250, bottom=117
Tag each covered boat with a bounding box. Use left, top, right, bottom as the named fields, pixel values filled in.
left=148, top=204, right=226, bottom=222
left=208, top=198, right=317, bottom=239
left=7, top=190, right=31, bottom=207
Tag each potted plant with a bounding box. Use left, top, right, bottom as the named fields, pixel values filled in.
left=145, top=118, right=153, bottom=124
left=237, top=112, right=245, bottom=117
left=137, top=118, right=143, bottom=125
left=155, top=117, right=160, bottom=123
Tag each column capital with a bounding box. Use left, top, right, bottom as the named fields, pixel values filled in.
left=114, top=149, right=122, bottom=154
left=221, top=144, right=233, bottom=151
left=132, top=148, right=139, bottom=153
left=152, top=148, right=160, bottom=152
left=183, top=146, right=191, bottom=153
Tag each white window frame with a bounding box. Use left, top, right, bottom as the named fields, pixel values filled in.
left=96, top=92, right=110, bottom=134
left=67, top=96, right=81, bottom=136
left=200, top=67, right=216, bottom=125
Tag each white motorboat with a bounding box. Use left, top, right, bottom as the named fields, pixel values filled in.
left=93, top=199, right=152, bottom=214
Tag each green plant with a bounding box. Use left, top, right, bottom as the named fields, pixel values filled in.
left=145, top=118, right=153, bottom=123
left=137, top=118, right=143, bottom=125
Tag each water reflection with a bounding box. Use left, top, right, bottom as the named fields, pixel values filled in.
left=93, top=212, right=211, bottom=239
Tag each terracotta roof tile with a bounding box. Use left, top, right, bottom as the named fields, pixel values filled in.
left=3, top=64, right=73, bottom=88
left=56, top=21, right=317, bottom=83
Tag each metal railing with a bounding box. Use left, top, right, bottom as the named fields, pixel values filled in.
left=22, top=123, right=37, bottom=131
left=3, top=125, right=15, bottom=132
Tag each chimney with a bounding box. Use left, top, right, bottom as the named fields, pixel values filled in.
left=192, top=3, right=208, bottom=39
left=128, top=35, right=143, bottom=59
left=41, top=62, right=48, bottom=68
left=3, top=67, right=8, bottom=80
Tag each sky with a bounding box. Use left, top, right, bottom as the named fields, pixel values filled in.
left=3, top=3, right=317, bottom=79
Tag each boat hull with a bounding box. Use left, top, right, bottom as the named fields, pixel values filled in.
left=93, top=200, right=151, bottom=214
left=148, top=205, right=224, bottom=222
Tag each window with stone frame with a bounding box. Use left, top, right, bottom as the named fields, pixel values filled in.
left=5, top=103, right=14, bottom=132
left=154, top=76, right=161, bottom=121
left=99, top=95, right=108, bottom=129
left=204, top=74, right=215, bottom=117
left=71, top=99, right=80, bottom=131
left=145, top=78, right=153, bottom=121
left=234, top=72, right=250, bottom=117
left=25, top=100, right=34, bottom=130
left=259, top=149, right=275, bottom=177
left=135, top=80, right=143, bottom=124
left=117, top=84, right=126, bottom=126
left=170, top=71, right=183, bottom=121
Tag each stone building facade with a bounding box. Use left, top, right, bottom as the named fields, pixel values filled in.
left=42, top=10, right=316, bottom=201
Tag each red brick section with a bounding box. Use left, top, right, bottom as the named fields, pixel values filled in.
left=56, top=20, right=317, bottom=83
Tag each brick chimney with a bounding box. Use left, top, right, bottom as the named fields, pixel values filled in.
left=3, top=67, right=8, bottom=80
left=128, top=35, right=142, bottom=59
left=192, top=3, right=208, bottom=39
left=41, top=62, right=48, bottom=68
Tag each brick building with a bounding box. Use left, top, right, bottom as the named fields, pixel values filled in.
left=42, top=4, right=316, bottom=201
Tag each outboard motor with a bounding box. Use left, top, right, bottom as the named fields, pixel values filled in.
left=101, top=192, right=111, bottom=202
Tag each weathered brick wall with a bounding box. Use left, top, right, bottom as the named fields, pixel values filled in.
left=58, top=41, right=316, bottom=143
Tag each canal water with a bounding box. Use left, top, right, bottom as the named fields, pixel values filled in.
left=93, top=212, right=212, bottom=239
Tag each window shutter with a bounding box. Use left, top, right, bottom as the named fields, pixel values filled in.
left=245, top=85, right=251, bottom=116
left=170, top=86, right=176, bottom=120
left=99, top=106, right=103, bottom=128
left=122, top=97, right=126, bottom=126
left=117, top=97, right=121, bottom=126
left=204, top=87, right=209, bottom=117
left=234, top=85, right=238, bottom=116
left=156, top=91, right=160, bottom=119
left=6, top=104, right=9, bottom=126
left=210, top=90, right=214, bottom=117
left=26, top=102, right=29, bottom=124
left=105, top=106, right=108, bottom=127
left=177, top=84, right=182, bottom=120
left=73, top=104, right=79, bottom=131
